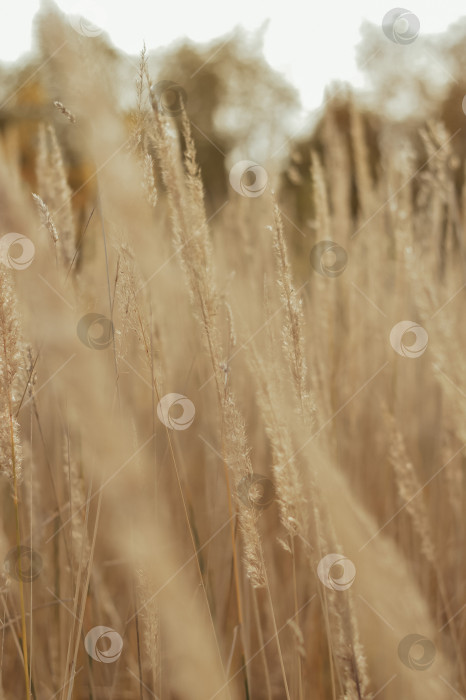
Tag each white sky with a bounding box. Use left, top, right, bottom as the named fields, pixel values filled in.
left=1, top=0, right=465, bottom=111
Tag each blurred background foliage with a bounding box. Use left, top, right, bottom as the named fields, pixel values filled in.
left=1, top=1, right=466, bottom=244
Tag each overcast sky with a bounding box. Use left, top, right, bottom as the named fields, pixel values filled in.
left=1, top=1, right=465, bottom=111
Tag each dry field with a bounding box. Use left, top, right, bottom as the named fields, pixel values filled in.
left=0, top=14, right=465, bottom=700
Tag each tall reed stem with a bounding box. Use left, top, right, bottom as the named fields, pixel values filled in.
left=7, top=392, right=30, bottom=700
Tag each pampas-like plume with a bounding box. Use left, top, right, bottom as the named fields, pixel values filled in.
left=249, top=345, right=303, bottom=537
left=223, top=392, right=266, bottom=588
left=35, top=124, right=75, bottom=266
left=32, top=192, right=59, bottom=244
left=132, top=44, right=152, bottom=152
left=312, top=506, right=372, bottom=700
left=0, top=269, right=23, bottom=484
left=385, top=410, right=436, bottom=565
left=114, top=242, right=150, bottom=352
left=63, top=440, right=90, bottom=570
left=142, top=153, right=158, bottom=208
left=0, top=268, right=30, bottom=699
left=272, top=199, right=314, bottom=423
left=385, top=407, right=466, bottom=689
left=53, top=101, right=76, bottom=124
left=152, top=101, right=268, bottom=587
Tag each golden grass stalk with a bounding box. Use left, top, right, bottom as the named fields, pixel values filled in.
left=53, top=101, right=76, bottom=124
left=386, top=407, right=466, bottom=689
left=32, top=193, right=59, bottom=244
left=272, top=198, right=312, bottom=423
left=35, top=123, right=75, bottom=267
left=142, top=153, right=158, bottom=208
left=136, top=568, right=160, bottom=696
left=0, top=269, right=30, bottom=700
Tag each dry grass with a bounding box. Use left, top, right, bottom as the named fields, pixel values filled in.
left=0, top=28, right=465, bottom=700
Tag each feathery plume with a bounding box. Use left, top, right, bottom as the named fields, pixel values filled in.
left=53, top=101, right=76, bottom=124
left=272, top=198, right=313, bottom=423
left=142, top=153, right=158, bottom=208
left=32, top=192, right=59, bottom=244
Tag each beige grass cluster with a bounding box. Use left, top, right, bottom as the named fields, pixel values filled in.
left=0, top=32, right=464, bottom=700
